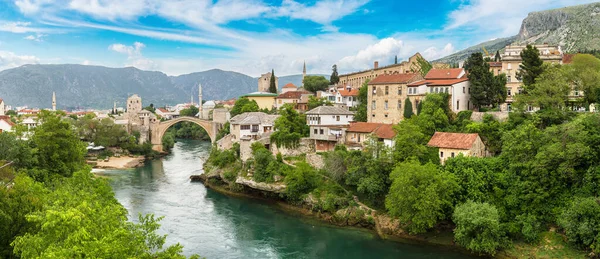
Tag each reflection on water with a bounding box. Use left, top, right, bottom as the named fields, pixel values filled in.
left=106, top=140, right=474, bottom=259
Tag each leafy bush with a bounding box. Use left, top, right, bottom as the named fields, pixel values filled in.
left=558, top=197, right=600, bottom=253
left=285, top=162, right=319, bottom=201
left=453, top=201, right=507, bottom=256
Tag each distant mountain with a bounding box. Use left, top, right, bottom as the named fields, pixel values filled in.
left=436, top=2, right=600, bottom=64
left=0, top=64, right=185, bottom=110
left=434, top=37, right=516, bottom=64
left=170, top=69, right=257, bottom=103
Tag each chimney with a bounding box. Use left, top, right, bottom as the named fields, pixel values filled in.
left=374, top=61, right=379, bottom=69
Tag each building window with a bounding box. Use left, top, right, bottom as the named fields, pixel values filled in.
left=385, top=86, right=389, bottom=95
left=384, top=100, right=388, bottom=110
left=372, top=114, right=375, bottom=117
left=371, top=101, right=376, bottom=109
left=451, top=152, right=455, bottom=158
left=457, top=100, right=460, bottom=110
left=575, top=91, right=580, bottom=96
left=384, top=114, right=388, bottom=118
left=445, top=87, right=449, bottom=93
left=430, top=87, right=434, bottom=93
left=372, top=86, right=377, bottom=95
left=462, top=87, right=465, bottom=93
left=320, top=129, right=324, bottom=134
left=397, top=100, right=402, bottom=109
left=507, top=75, right=511, bottom=82
left=336, top=115, right=340, bottom=121
left=314, top=129, right=317, bottom=134
left=440, top=151, right=444, bottom=158
left=397, top=87, right=402, bottom=95
left=241, top=125, right=250, bottom=130
left=468, top=87, right=470, bottom=93
left=507, top=89, right=512, bottom=96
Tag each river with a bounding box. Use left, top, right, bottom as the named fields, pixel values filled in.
left=105, top=139, right=475, bottom=259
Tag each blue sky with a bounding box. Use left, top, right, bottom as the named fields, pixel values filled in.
left=0, top=0, right=595, bottom=76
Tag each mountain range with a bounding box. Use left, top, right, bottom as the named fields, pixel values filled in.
left=0, top=64, right=325, bottom=110
left=436, top=2, right=600, bottom=64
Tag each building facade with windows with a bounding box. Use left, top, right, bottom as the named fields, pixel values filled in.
left=345, top=122, right=396, bottom=150
left=407, top=68, right=472, bottom=113
left=338, top=53, right=424, bottom=89
left=367, top=73, right=423, bottom=124
left=229, top=112, right=279, bottom=142
left=306, top=106, right=354, bottom=151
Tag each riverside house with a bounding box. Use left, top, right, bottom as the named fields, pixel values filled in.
left=306, top=106, right=354, bottom=152
left=427, top=132, right=488, bottom=164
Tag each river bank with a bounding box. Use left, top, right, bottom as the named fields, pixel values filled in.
left=94, top=156, right=145, bottom=169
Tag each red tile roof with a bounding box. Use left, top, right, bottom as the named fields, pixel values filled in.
left=425, top=68, right=464, bottom=79
left=368, top=73, right=421, bottom=85
left=0, top=116, right=15, bottom=126
left=427, top=132, right=480, bottom=150
left=338, top=88, right=359, bottom=96
left=277, top=90, right=311, bottom=99
left=346, top=122, right=396, bottom=139
left=157, top=108, right=169, bottom=113
left=283, top=83, right=297, bottom=89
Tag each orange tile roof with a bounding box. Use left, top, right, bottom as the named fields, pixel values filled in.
left=277, top=90, right=311, bottom=99
left=283, top=83, right=297, bottom=88
left=427, top=132, right=479, bottom=150
left=425, top=68, right=464, bottom=79
left=346, top=122, right=396, bottom=139
left=157, top=108, right=169, bottom=113
left=368, top=73, right=421, bottom=85
left=338, top=88, right=359, bottom=96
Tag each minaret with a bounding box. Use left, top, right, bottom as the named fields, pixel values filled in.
left=52, top=92, right=56, bottom=111
left=302, top=61, right=306, bottom=86
left=198, top=83, right=203, bottom=118
left=113, top=101, right=117, bottom=114
left=191, top=95, right=194, bottom=106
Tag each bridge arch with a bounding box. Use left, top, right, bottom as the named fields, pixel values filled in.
left=151, top=116, right=219, bottom=152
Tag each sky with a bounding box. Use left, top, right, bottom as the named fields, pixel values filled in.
left=0, top=0, right=595, bottom=77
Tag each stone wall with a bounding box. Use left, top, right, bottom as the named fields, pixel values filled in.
left=470, top=111, right=509, bottom=122
left=240, top=138, right=253, bottom=162
left=270, top=138, right=314, bottom=157
left=212, top=108, right=230, bottom=124
left=217, top=134, right=235, bottom=150
left=306, top=153, right=324, bottom=169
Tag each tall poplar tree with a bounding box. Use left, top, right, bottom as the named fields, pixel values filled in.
left=465, top=53, right=507, bottom=110
left=330, top=64, right=339, bottom=85
left=517, top=45, right=544, bottom=91
left=403, top=97, right=414, bottom=119
left=268, top=69, right=277, bottom=93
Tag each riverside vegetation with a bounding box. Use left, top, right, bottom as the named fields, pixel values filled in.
left=0, top=111, right=200, bottom=258
left=206, top=52, right=600, bottom=258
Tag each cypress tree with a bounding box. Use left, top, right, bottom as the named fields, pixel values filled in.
left=330, top=64, right=340, bottom=85
left=268, top=69, right=277, bottom=93
left=403, top=97, right=414, bottom=119
left=518, top=45, right=544, bottom=91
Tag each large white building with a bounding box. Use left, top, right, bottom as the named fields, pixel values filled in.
left=306, top=106, right=354, bottom=151
left=407, top=68, right=472, bottom=113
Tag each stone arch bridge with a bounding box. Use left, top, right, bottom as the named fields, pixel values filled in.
left=150, top=116, right=221, bottom=152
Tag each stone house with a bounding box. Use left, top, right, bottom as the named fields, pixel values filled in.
left=306, top=106, right=354, bottom=152
left=407, top=68, right=472, bottom=113
left=275, top=90, right=311, bottom=110
left=427, top=132, right=488, bottom=164
left=281, top=83, right=298, bottom=94
left=367, top=73, right=423, bottom=124
left=345, top=122, right=396, bottom=150
left=229, top=112, right=279, bottom=142
left=242, top=92, right=278, bottom=110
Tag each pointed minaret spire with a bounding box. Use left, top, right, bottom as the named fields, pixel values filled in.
left=198, top=83, right=203, bottom=118
left=302, top=61, right=306, bottom=86
left=52, top=92, right=56, bottom=111
left=113, top=101, right=117, bottom=114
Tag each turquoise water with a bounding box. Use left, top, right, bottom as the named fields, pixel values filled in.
left=105, top=139, right=475, bottom=259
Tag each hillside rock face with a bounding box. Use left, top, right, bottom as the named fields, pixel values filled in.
left=516, top=2, right=600, bottom=51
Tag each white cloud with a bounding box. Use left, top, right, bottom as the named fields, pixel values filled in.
left=337, top=38, right=406, bottom=71
left=82, top=60, right=91, bottom=65
left=109, top=42, right=157, bottom=71
left=68, top=0, right=149, bottom=20
left=0, top=50, right=40, bottom=71
left=14, top=0, right=53, bottom=14
left=276, top=0, right=370, bottom=28
left=422, top=43, right=455, bottom=60
left=23, top=33, right=46, bottom=42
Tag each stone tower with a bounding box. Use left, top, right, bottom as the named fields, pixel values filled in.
left=302, top=61, right=306, bottom=86
left=127, top=94, right=142, bottom=115
left=52, top=92, right=56, bottom=111
left=198, top=83, right=203, bottom=118
left=258, top=72, right=278, bottom=92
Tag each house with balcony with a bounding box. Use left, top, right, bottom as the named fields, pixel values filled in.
left=406, top=68, right=472, bottom=113
left=229, top=112, right=279, bottom=142
left=306, top=106, right=354, bottom=151
left=155, top=108, right=179, bottom=120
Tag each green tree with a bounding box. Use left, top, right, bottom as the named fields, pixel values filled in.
left=179, top=105, right=199, bottom=117
left=269, top=69, right=277, bottom=93
left=403, top=97, right=414, bottom=119
left=393, top=121, right=437, bottom=164
left=353, top=80, right=369, bottom=122
left=93, top=118, right=130, bottom=147
left=5, top=110, right=16, bottom=116
left=0, top=132, right=36, bottom=169
left=230, top=97, right=260, bottom=117
left=385, top=160, right=458, bottom=234
left=307, top=96, right=332, bottom=110
left=410, top=55, right=433, bottom=77
left=285, top=162, right=318, bottom=200
left=303, top=75, right=330, bottom=93
left=558, top=197, right=600, bottom=253
left=394, top=55, right=398, bottom=64
left=144, top=103, right=156, bottom=113
left=162, top=131, right=175, bottom=152
left=566, top=54, right=600, bottom=110
left=32, top=111, right=86, bottom=178
left=518, top=45, right=544, bottom=90
left=465, top=52, right=507, bottom=109
left=516, top=64, right=570, bottom=111
left=330, top=64, right=340, bottom=85
left=453, top=201, right=507, bottom=256
left=271, top=104, right=309, bottom=148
